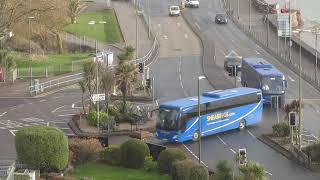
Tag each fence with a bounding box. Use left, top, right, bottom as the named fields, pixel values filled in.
left=225, top=5, right=320, bottom=93
left=16, top=58, right=89, bottom=79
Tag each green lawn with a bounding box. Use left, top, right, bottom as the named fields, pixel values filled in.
left=65, top=9, right=123, bottom=43
left=71, top=163, right=170, bottom=180
left=11, top=52, right=89, bottom=77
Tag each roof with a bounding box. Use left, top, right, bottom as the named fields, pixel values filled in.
left=243, top=57, right=284, bottom=77
left=159, top=87, right=261, bottom=109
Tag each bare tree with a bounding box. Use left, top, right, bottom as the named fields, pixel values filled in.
left=67, top=0, right=86, bottom=24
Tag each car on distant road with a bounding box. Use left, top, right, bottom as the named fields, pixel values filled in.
left=215, top=13, right=228, bottom=24
left=185, top=0, right=199, bottom=8
left=169, top=5, right=180, bottom=16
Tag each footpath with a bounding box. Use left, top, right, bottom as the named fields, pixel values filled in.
left=0, top=0, right=152, bottom=98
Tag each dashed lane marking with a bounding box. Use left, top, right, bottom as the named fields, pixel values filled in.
left=247, top=130, right=256, bottom=139
left=184, top=33, right=188, bottom=39
left=72, top=104, right=75, bottom=108
left=217, top=135, right=227, bottom=145
left=287, top=75, right=295, bottom=82
left=230, top=149, right=236, bottom=154
left=195, top=22, right=201, bottom=30
left=182, top=143, right=208, bottom=168
left=58, top=114, right=74, bottom=117
left=0, top=112, right=7, bottom=117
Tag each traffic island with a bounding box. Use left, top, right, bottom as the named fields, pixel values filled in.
left=258, top=134, right=320, bottom=172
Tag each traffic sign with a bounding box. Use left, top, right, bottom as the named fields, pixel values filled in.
left=289, top=111, right=296, bottom=126
left=92, top=94, right=105, bottom=102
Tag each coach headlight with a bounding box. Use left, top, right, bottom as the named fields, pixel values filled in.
left=262, top=84, right=269, bottom=91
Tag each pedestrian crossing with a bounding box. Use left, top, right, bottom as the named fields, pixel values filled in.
left=0, top=117, right=47, bottom=130
left=50, top=120, right=75, bottom=136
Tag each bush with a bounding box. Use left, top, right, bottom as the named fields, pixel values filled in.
left=87, top=111, right=107, bottom=126
left=144, top=156, right=158, bottom=172
left=157, top=148, right=187, bottom=174
left=304, top=143, right=320, bottom=162
left=214, top=160, right=232, bottom=180
left=100, top=145, right=121, bottom=165
left=171, top=159, right=198, bottom=180
left=189, top=165, right=209, bottom=180
left=272, top=122, right=290, bottom=137
left=15, top=126, right=69, bottom=172
left=120, top=139, right=150, bottom=169
left=69, top=138, right=103, bottom=165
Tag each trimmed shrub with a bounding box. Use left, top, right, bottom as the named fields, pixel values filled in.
left=214, top=160, right=232, bottom=180
left=189, top=165, right=209, bottom=180
left=100, top=145, right=121, bottom=165
left=15, top=126, right=69, bottom=172
left=157, top=148, right=187, bottom=174
left=87, top=111, right=107, bottom=126
left=171, top=159, right=198, bottom=180
left=69, top=138, right=103, bottom=165
left=272, top=122, right=290, bottom=137
left=144, top=156, right=158, bottom=172
left=120, top=139, right=150, bottom=169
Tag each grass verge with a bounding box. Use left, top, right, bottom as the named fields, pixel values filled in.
left=64, top=9, right=123, bottom=43
left=71, top=163, right=170, bottom=180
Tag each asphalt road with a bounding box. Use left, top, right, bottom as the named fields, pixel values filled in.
left=0, top=85, right=82, bottom=160
left=148, top=0, right=320, bottom=178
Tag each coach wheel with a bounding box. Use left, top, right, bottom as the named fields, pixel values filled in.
left=239, top=119, right=246, bottom=130
left=192, top=130, right=200, bottom=141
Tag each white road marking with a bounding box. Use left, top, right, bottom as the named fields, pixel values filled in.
left=9, top=130, right=17, bottom=136
left=247, top=130, right=256, bottom=139
left=0, top=112, right=7, bottom=117
left=0, top=127, right=6, bottom=129
left=59, top=127, right=70, bottom=130
left=195, top=22, right=201, bottom=30
left=265, top=170, right=272, bottom=176
left=72, top=104, right=75, bottom=108
left=184, top=33, right=188, bottom=39
left=40, top=99, right=46, bottom=102
left=58, top=114, right=74, bottom=117
left=163, top=35, right=168, bottom=40
left=52, top=96, right=64, bottom=99
left=230, top=149, right=236, bottom=154
left=179, top=57, right=188, bottom=97
left=10, top=108, right=16, bottom=111
left=158, top=23, right=161, bottom=27
left=182, top=143, right=208, bottom=168
left=219, top=49, right=226, bottom=55
left=28, top=102, right=32, bottom=105
left=155, top=100, right=159, bottom=107
left=177, top=22, right=181, bottom=27
left=255, top=50, right=260, bottom=55
left=52, top=105, right=65, bottom=113
left=287, top=75, right=295, bottom=82
left=217, top=135, right=227, bottom=145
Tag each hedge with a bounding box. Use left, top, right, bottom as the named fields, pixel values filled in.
left=304, top=143, right=320, bottom=162
left=15, top=126, right=69, bottom=172
left=171, top=159, right=198, bottom=180
left=120, top=139, right=150, bottom=169
left=157, top=148, right=187, bottom=174
left=100, top=145, right=121, bottom=165
left=272, top=122, right=290, bottom=137
left=69, top=138, right=103, bottom=165
left=189, top=165, right=209, bottom=180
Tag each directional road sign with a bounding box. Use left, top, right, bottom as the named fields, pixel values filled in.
left=92, top=94, right=105, bottom=102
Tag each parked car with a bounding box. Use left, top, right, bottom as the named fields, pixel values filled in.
left=215, top=13, right=228, bottom=24
left=169, top=5, right=180, bottom=16
left=185, top=0, right=199, bottom=8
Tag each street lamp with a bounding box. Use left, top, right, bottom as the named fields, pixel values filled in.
left=292, top=29, right=310, bottom=151
left=198, top=76, right=206, bottom=164
left=28, top=16, right=34, bottom=88
left=88, top=20, right=107, bottom=132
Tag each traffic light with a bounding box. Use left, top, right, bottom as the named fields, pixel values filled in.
left=289, top=112, right=296, bottom=126
left=239, top=148, right=247, bottom=165
left=138, top=63, right=144, bottom=73
left=146, top=78, right=151, bottom=89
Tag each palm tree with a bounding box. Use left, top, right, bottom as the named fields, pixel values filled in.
left=82, top=61, right=97, bottom=104
left=115, top=63, right=137, bottom=113
left=101, top=70, right=115, bottom=114
left=238, top=161, right=265, bottom=180
left=214, top=160, right=232, bottom=180
left=78, top=80, right=87, bottom=114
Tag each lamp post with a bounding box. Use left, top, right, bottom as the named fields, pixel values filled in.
left=198, top=76, right=206, bottom=164
left=28, top=16, right=34, bottom=88
left=293, top=29, right=310, bottom=150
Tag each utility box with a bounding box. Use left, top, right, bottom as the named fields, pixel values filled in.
left=33, top=79, right=40, bottom=93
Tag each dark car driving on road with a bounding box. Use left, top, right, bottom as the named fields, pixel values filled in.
left=215, top=14, right=228, bottom=24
